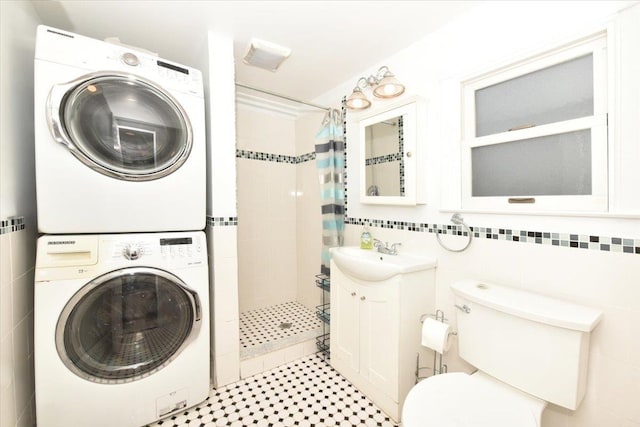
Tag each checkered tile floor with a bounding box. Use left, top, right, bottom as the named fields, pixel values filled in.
left=148, top=354, right=397, bottom=427
left=239, top=302, right=322, bottom=359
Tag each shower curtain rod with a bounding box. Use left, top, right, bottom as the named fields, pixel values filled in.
left=235, top=82, right=331, bottom=112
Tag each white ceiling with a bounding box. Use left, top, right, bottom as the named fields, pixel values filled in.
left=31, top=1, right=479, bottom=104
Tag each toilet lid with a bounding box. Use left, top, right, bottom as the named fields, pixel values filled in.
left=402, top=372, right=544, bottom=427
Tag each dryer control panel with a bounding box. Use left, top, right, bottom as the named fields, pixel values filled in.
left=34, top=25, right=204, bottom=97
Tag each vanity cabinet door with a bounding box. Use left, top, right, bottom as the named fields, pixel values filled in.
left=331, top=268, right=400, bottom=401
left=359, top=282, right=399, bottom=400
left=331, top=278, right=360, bottom=372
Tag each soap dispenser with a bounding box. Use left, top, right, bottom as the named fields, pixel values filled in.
left=360, top=226, right=373, bottom=249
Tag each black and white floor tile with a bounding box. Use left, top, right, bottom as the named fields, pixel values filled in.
left=240, top=302, right=322, bottom=359
left=149, top=354, right=397, bottom=427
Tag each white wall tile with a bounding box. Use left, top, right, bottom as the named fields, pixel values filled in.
left=212, top=226, right=237, bottom=259
left=213, top=259, right=239, bottom=323
left=0, top=333, right=14, bottom=391
left=214, top=351, right=240, bottom=387
left=303, top=340, right=318, bottom=357
left=11, top=271, right=33, bottom=327
left=1, top=234, right=12, bottom=286
left=1, top=272, right=12, bottom=340
left=214, top=319, right=239, bottom=356
left=1, top=380, right=16, bottom=427
left=283, top=343, right=304, bottom=363
left=11, top=319, right=32, bottom=424
left=262, top=349, right=286, bottom=371
left=9, top=230, right=35, bottom=281
left=240, top=357, right=264, bottom=379
left=236, top=108, right=299, bottom=313
left=236, top=107, right=296, bottom=155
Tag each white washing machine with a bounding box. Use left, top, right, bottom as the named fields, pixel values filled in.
left=34, top=25, right=206, bottom=233
left=34, top=232, right=210, bottom=427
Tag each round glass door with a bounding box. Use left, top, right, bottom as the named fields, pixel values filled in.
left=56, top=267, right=200, bottom=384
left=54, top=73, right=192, bottom=181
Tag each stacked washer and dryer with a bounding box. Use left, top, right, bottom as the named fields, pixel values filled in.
left=33, top=26, right=210, bottom=427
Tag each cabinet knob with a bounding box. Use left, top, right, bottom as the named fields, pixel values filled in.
left=351, top=292, right=356, bottom=297
left=406, top=151, right=413, bottom=158
left=360, top=296, right=366, bottom=301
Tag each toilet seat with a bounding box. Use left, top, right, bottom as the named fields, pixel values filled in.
left=402, top=372, right=546, bottom=427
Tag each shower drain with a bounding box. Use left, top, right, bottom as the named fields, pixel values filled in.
left=279, top=322, right=292, bottom=329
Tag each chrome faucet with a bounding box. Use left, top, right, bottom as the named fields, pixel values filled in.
left=373, top=239, right=402, bottom=255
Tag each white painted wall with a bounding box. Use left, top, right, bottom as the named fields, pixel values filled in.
left=202, top=31, right=240, bottom=387
left=315, top=2, right=640, bottom=426
left=317, top=1, right=639, bottom=235
left=0, top=1, right=41, bottom=426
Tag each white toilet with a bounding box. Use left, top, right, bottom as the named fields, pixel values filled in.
left=402, top=279, right=603, bottom=427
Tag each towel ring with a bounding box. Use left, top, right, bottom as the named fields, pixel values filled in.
left=436, top=213, right=473, bottom=253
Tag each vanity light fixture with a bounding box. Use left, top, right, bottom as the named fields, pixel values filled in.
left=346, top=66, right=405, bottom=110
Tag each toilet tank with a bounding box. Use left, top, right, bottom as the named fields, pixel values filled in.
left=450, top=280, right=602, bottom=410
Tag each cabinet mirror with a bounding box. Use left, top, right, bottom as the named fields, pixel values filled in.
left=359, top=97, right=425, bottom=205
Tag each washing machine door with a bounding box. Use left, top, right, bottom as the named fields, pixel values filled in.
left=56, top=267, right=202, bottom=384
left=47, top=72, right=192, bottom=181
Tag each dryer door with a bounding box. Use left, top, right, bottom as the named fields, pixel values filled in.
left=56, top=267, right=201, bottom=384
left=47, top=72, right=192, bottom=181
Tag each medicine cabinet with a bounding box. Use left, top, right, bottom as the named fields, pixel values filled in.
left=356, top=96, right=426, bottom=206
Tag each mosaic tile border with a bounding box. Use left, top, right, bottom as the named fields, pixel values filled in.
left=297, top=152, right=316, bottom=164
left=236, top=149, right=316, bottom=164
left=344, top=217, right=640, bottom=255
left=207, top=216, right=238, bottom=227
left=0, top=217, right=25, bottom=235
left=365, top=153, right=402, bottom=166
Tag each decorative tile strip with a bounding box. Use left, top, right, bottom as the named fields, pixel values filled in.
left=236, top=149, right=297, bottom=164
left=364, top=153, right=402, bottom=166
left=344, top=217, right=640, bottom=255
left=296, top=152, right=316, bottom=164
left=236, top=149, right=316, bottom=164
left=0, top=217, right=25, bottom=235
left=207, top=216, right=238, bottom=227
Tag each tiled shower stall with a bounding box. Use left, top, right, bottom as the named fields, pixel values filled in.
left=235, top=105, right=327, bottom=376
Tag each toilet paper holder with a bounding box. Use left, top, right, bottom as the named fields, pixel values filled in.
left=416, top=309, right=457, bottom=383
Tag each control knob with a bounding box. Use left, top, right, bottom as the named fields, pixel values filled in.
left=121, top=52, right=140, bottom=66
left=123, top=243, right=142, bottom=260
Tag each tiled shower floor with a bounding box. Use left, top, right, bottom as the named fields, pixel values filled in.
left=239, top=301, right=323, bottom=360
left=149, top=354, right=398, bottom=427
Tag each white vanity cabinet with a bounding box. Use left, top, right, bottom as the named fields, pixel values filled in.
left=329, top=259, right=436, bottom=422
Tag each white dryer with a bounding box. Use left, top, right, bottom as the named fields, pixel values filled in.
left=34, top=231, right=210, bottom=427
left=34, top=26, right=206, bottom=233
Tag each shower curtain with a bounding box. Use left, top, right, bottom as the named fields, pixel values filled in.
left=315, top=109, right=344, bottom=275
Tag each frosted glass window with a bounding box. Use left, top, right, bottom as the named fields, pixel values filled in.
left=475, top=55, right=594, bottom=137
left=471, top=130, right=592, bottom=197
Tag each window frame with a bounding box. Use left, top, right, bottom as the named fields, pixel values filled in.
left=461, top=33, right=609, bottom=213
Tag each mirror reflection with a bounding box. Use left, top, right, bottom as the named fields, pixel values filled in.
left=364, top=115, right=404, bottom=197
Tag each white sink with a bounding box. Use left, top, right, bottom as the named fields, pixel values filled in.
left=331, top=246, right=437, bottom=281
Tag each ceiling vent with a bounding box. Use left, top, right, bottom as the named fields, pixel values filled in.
left=243, top=38, right=291, bottom=72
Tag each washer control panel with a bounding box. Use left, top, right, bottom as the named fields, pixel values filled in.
left=108, top=232, right=205, bottom=267
left=159, top=236, right=203, bottom=259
